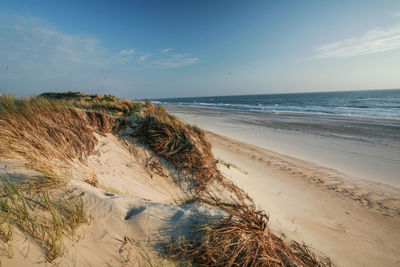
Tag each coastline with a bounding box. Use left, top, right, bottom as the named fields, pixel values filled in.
left=166, top=104, right=400, bottom=266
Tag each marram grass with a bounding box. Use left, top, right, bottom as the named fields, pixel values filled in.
left=0, top=176, right=89, bottom=263
left=0, top=93, right=331, bottom=266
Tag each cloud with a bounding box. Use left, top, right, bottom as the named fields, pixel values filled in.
left=138, top=54, right=151, bottom=62
left=394, top=11, right=400, bottom=17
left=161, top=48, right=173, bottom=53
left=120, top=48, right=135, bottom=55
left=144, top=53, right=199, bottom=69
left=0, top=13, right=199, bottom=90
left=314, top=25, right=400, bottom=58
left=115, top=48, right=136, bottom=63
left=0, top=14, right=110, bottom=81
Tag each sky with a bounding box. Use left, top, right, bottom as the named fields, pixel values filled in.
left=0, top=0, right=400, bottom=99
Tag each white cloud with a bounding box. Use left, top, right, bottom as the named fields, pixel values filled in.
left=120, top=48, right=135, bottom=55
left=115, top=48, right=136, bottom=64
left=161, top=48, right=173, bottom=53
left=314, top=25, right=400, bottom=58
left=394, top=11, right=400, bottom=17
left=138, top=54, right=151, bottom=62
left=144, top=53, right=198, bottom=69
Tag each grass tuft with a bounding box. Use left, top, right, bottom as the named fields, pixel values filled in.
left=0, top=176, right=89, bottom=262
left=0, top=95, right=115, bottom=167
left=134, top=101, right=216, bottom=193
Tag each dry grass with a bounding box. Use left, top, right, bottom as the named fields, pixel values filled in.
left=289, top=241, right=331, bottom=267
left=0, top=93, right=330, bottom=266
left=135, top=101, right=217, bottom=193
left=40, top=91, right=144, bottom=117
left=69, top=97, right=143, bottom=117
left=166, top=177, right=317, bottom=266
left=0, top=95, right=115, bottom=172
left=0, top=94, right=114, bottom=263
left=118, top=236, right=157, bottom=267
left=0, top=176, right=89, bottom=263
left=147, top=157, right=168, bottom=177
left=84, top=172, right=99, bottom=188
left=168, top=194, right=331, bottom=266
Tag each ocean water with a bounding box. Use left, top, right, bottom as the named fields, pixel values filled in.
left=154, top=89, right=400, bottom=119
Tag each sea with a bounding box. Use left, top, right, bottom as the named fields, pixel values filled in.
left=153, top=89, right=400, bottom=120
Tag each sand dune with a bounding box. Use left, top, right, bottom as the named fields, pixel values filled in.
left=1, top=133, right=224, bottom=266
left=72, top=133, right=186, bottom=203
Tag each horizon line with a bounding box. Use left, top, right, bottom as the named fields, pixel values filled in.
left=148, top=87, right=400, bottom=101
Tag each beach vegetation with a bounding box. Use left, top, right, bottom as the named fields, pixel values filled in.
left=0, top=94, right=112, bottom=263
left=40, top=91, right=144, bottom=117
left=0, top=176, right=89, bottom=263
left=0, top=92, right=330, bottom=266
left=0, top=95, right=115, bottom=166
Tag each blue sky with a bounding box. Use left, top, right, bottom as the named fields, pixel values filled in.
left=1, top=0, right=400, bottom=99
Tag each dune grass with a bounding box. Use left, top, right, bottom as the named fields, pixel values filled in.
left=0, top=94, right=111, bottom=263
left=0, top=176, right=89, bottom=263
left=0, top=92, right=330, bottom=266
left=118, top=236, right=158, bottom=267
left=135, top=101, right=216, bottom=193
left=0, top=95, right=115, bottom=174
left=40, top=91, right=144, bottom=117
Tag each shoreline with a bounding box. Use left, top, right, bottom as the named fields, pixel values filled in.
left=165, top=105, right=400, bottom=187
left=156, top=102, right=400, bottom=121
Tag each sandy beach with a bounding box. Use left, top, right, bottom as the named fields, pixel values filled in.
left=166, top=105, right=400, bottom=266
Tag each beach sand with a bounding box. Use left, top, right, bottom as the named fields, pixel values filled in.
left=166, top=105, right=400, bottom=266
